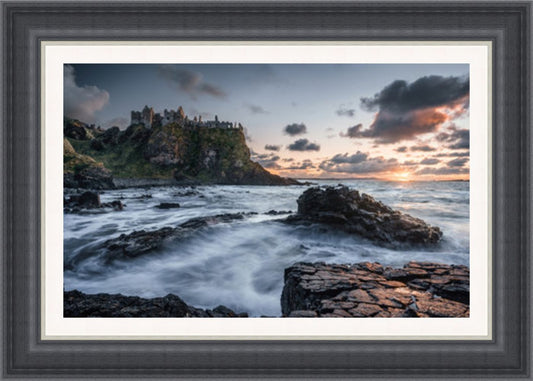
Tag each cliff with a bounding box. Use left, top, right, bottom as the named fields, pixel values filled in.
left=64, top=118, right=297, bottom=187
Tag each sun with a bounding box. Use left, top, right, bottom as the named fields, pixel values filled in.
left=394, top=171, right=412, bottom=182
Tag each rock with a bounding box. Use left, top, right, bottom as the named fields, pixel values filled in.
left=281, top=261, right=469, bottom=318
left=156, top=202, right=181, bottom=209
left=64, top=191, right=124, bottom=212
left=265, top=210, right=293, bottom=215
left=64, top=290, right=246, bottom=317
left=284, top=186, right=442, bottom=245
left=74, top=165, right=115, bottom=190
left=101, top=213, right=252, bottom=262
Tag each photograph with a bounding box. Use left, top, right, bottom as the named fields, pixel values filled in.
left=63, top=63, right=470, bottom=318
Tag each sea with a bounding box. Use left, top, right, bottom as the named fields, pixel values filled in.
left=63, top=179, right=470, bottom=317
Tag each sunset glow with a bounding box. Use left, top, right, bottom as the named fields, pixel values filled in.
left=65, top=64, right=470, bottom=181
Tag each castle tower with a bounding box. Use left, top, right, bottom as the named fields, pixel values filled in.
left=177, top=106, right=185, bottom=120
left=142, top=105, right=154, bottom=128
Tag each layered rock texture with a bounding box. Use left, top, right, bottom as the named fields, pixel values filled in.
left=284, top=186, right=442, bottom=245
left=281, top=261, right=469, bottom=317
left=64, top=290, right=247, bottom=317
left=64, top=117, right=297, bottom=187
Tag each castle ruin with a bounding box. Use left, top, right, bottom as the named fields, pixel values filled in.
left=130, top=105, right=243, bottom=130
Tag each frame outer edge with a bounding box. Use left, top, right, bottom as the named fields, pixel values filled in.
left=2, top=1, right=532, bottom=378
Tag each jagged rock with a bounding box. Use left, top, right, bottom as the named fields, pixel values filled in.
left=156, top=202, right=181, bottom=209
left=64, top=119, right=93, bottom=140
left=101, top=213, right=251, bottom=262
left=284, top=186, right=442, bottom=245
left=64, top=289, right=247, bottom=317
left=281, top=261, right=469, bottom=318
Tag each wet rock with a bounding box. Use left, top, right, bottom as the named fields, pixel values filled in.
left=156, top=202, right=181, bottom=209
left=64, top=191, right=124, bottom=212
left=284, top=186, right=442, bottom=245
left=265, top=210, right=293, bottom=215
left=281, top=261, right=469, bottom=318
left=101, top=213, right=252, bottom=262
left=64, top=290, right=246, bottom=317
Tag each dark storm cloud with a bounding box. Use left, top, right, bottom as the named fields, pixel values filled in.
left=420, top=158, right=440, bottom=165
left=447, top=157, right=469, bottom=167
left=245, top=103, right=269, bottom=114
left=319, top=153, right=399, bottom=174
left=395, top=146, right=408, bottom=153
left=284, top=123, right=307, bottom=136
left=339, top=124, right=363, bottom=138
left=352, top=75, right=469, bottom=143
left=335, top=106, right=356, bottom=118
left=264, top=144, right=281, bottom=151
left=287, top=139, right=320, bottom=151
left=157, top=65, right=226, bottom=99
left=64, top=65, right=110, bottom=123
left=410, top=145, right=437, bottom=152
left=437, top=126, right=470, bottom=150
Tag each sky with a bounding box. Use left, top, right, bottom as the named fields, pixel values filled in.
left=64, top=63, right=470, bottom=181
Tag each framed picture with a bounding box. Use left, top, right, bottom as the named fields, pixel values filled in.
left=2, top=1, right=531, bottom=379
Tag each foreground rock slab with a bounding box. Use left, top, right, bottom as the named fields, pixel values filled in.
left=284, top=186, right=442, bottom=245
left=64, top=290, right=248, bottom=317
left=281, top=261, right=469, bottom=317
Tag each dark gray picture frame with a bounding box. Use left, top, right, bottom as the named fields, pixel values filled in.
left=1, top=1, right=531, bottom=379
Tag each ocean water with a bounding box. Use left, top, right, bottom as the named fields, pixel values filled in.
left=63, top=179, right=469, bottom=317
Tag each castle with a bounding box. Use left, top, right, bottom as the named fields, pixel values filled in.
left=131, top=105, right=243, bottom=130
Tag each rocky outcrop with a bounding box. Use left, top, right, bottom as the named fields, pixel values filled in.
left=281, top=261, right=469, bottom=317
left=64, top=138, right=115, bottom=190
left=65, top=116, right=299, bottom=186
left=64, top=290, right=247, bottom=317
left=284, top=186, right=442, bottom=245
left=101, top=213, right=252, bottom=262
left=64, top=191, right=124, bottom=213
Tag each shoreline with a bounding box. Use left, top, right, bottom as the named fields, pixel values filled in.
left=65, top=261, right=469, bottom=318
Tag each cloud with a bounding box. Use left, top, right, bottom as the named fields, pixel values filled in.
left=252, top=152, right=280, bottom=169
left=264, top=144, right=281, bottom=151
left=335, top=106, right=356, bottom=118
left=328, top=151, right=368, bottom=164
left=402, top=160, right=418, bottom=167
left=420, top=158, right=440, bottom=165
left=447, top=157, right=469, bottom=167
left=282, top=158, right=294, bottom=162
left=286, top=159, right=315, bottom=170
left=353, top=75, right=469, bottom=143
left=158, top=65, right=226, bottom=99
left=436, top=125, right=469, bottom=150
left=395, top=146, right=408, bottom=153
left=320, top=153, right=399, bottom=174
left=434, top=152, right=470, bottom=158
left=64, top=65, right=110, bottom=123
left=287, top=139, right=320, bottom=151
left=410, top=144, right=436, bottom=152
left=104, top=117, right=129, bottom=129
left=284, top=123, right=307, bottom=136
left=339, top=124, right=363, bottom=138
left=415, top=167, right=469, bottom=176
left=245, top=103, right=269, bottom=114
